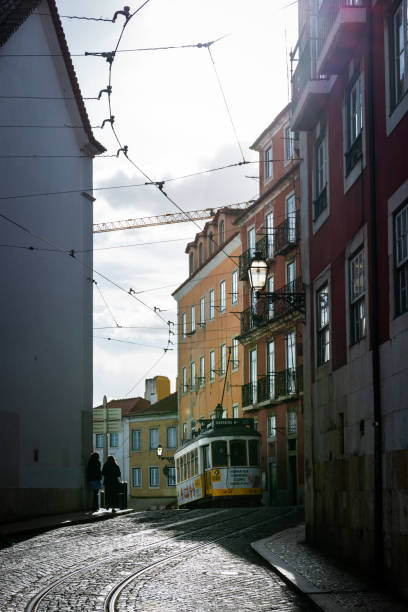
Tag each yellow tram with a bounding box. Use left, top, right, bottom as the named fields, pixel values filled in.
left=174, top=417, right=262, bottom=508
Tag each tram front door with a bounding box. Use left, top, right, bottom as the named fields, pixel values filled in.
left=202, top=444, right=210, bottom=495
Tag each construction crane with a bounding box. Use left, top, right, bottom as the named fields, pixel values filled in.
left=93, top=201, right=254, bottom=234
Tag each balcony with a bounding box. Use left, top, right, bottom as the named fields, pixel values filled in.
left=240, top=276, right=305, bottom=336
left=274, top=210, right=300, bottom=256
left=317, top=0, right=367, bottom=76
left=238, top=235, right=270, bottom=281
left=242, top=366, right=303, bottom=409
left=291, top=27, right=335, bottom=131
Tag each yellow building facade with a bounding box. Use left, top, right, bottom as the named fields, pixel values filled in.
left=128, top=392, right=178, bottom=499
left=172, top=209, right=243, bottom=442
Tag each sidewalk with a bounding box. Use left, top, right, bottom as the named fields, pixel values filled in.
left=252, top=523, right=407, bottom=612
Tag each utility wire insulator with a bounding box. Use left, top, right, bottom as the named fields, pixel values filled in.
left=101, top=115, right=115, bottom=128
left=112, top=6, right=130, bottom=22
left=116, top=145, right=128, bottom=157
left=97, top=85, right=112, bottom=100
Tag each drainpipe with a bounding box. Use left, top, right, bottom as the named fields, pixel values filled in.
left=366, top=0, right=383, bottom=579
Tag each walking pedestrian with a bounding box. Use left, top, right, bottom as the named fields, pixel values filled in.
left=102, top=455, right=121, bottom=513
left=86, top=452, right=102, bottom=512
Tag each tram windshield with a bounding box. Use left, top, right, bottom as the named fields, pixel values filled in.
left=230, top=440, right=247, bottom=466
left=212, top=440, right=228, bottom=466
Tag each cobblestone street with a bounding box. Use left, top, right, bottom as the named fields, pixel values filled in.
left=0, top=506, right=313, bottom=611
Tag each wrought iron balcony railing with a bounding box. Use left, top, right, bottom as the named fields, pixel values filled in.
left=274, top=210, right=300, bottom=255
left=239, top=235, right=271, bottom=281
left=242, top=366, right=303, bottom=408
left=345, top=132, right=363, bottom=176
left=240, top=276, right=305, bottom=335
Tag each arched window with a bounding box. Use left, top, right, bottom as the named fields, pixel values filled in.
left=199, top=243, right=203, bottom=266
left=208, top=232, right=214, bottom=256
left=219, top=220, right=225, bottom=245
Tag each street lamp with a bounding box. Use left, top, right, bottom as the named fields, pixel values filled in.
left=248, top=251, right=305, bottom=314
left=156, top=444, right=175, bottom=463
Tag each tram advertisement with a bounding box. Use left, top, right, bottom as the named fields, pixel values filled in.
left=211, top=467, right=261, bottom=490
left=177, top=476, right=203, bottom=505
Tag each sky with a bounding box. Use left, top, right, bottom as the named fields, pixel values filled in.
left=56, top=0, right=299, bottom=405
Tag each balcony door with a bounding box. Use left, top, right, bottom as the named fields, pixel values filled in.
left=248, top=227, right=256, bottom=258
left=286, top=331, right=296, bottom=395
left=286, top=193, right=296, bottom=243
left=266, top=212, right=274, bottom=258
left=267, top=341, right=275, bottom=399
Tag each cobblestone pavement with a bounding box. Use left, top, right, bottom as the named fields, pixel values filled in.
left=0, top=506, right=314, bottom=611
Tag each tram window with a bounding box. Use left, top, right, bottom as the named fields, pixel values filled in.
left=194, top=449, right=198, bottom=475
left=212, top=440, right=228, bottom=467
left=248, top=440, right=260, bottom=466
left=230, top=440, right=247, bottom=466
left=187, top=452, right=192, bottom=479
left=203, top=445, right=210, bottom=470
left=176, top=459, right=180, bottom=483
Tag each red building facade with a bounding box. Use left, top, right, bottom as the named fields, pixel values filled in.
left=292, top=0, right=408, bottom=597
left=235, top=104, right=304, bottom=506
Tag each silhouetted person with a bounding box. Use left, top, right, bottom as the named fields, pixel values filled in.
left=102, top=455, right=121, bottom=513
left=86, top=452, right=102, bottom=512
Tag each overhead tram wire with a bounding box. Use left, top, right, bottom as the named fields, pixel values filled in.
left=0, top=211, right=169, bottom=327
left=124, top=351, right=167, bottom=398
left=94, top=281, right=121, bottom=328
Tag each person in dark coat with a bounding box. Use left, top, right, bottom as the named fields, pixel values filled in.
left=87, top=452, right=102, bottom=512
left=102, top=455, right=121, bottom=513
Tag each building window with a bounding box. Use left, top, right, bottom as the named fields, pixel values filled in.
left=96, top=433, right=104, bottom=448
left=199, top=296, right=205, bottom=327
left=317, top=284, right=330, bottom=366
left=132, top=467, right=141, bottom=487
left=132, top=429, right=141, bottom=451
left=189, top=252, right=194, bottom=275
left=266, top=211, right=274, bottom=258
left=199, top=355, right=205, bottom=386
left=219, top=220, right=225, bottom=245
left=149, top=428, right=159, bottom=450
left=286, top=331, right=296, bottom=395
left=209, top=289, right=215, bottom=320
left=285, top=126, right=295, bottom=161
left=220, top=280, right=226, bottom=313
left=191, top=305, right=196, bottom=333
left=220, top=344, right=226, bottom=377
left=286, top=193, right=296, bottom=243
left=182, top=422, right=187, bottom=438
left=231, top=270, right=238, bottom=304
left=149, top=466, right=159, bottom=487
left=209, top=231, right=214, bottom=256
left=267, top=340, right=275, bottom=399
left=232, top=404, right=239, bottom=419
left=167, top=426, right=177, bottom=449
left=167, top=466, right=176, bottom=487
left=287, top=411, right=297, bottom=435
left=345, top=73, right=363, bottom=176
left=182, top=366, right=188, bottom=393
left=232, top=338, right=239, bottom=371
left=395, top=202, right=408, bottom=315
left=390, top=1, right=408, bottom=109
left=267, top=276, right=274, bottom=319
left=287, top=260, right=295, bottom=288
left=199, top=242, right=203, bottom=266
left=248, top=227, right=256, bottom=258
left=268, top=414, right=276, bottom=438
left=209, top=350, right=215, bottom=381
left=182, top=312, right=187, bottom=340
left=110, top=433, right=119, bottom=447
left=265, top=146, right=273, bottom=180
left=314, top=130, right=327, bottom=220
left=349, top=249, right=366, bottom=344
left=190, top=361, right=196, bottom=392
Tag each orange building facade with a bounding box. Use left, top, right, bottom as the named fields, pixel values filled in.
left=172, top=209, right=244, bottom=442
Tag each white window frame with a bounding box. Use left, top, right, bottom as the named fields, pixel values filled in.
left=220, top=279, right=226, bottom=313
left=199, top=355, right=205, bottom=387
left=284, top=126, right=295, bottom=162
left=190, top=361, right=196, bottom=392
left=267, top=340, right=275, bottom=400
left=190, top=305, right=196, bottom=333
left=267, top=276, right=274, bottom=320
left=286, top=192, right=296, bottom=244
left=286, top=331, right=296, bottom=395
left=209, top=289, right=215, bottom=320
left=209, top=350, right=215, bottom=381
left=167, top=426, right=177, bottom=449
left=264, top=145, right=273, bottom=181
left=109, top=433, right=119, bottom=448
left=248, top=227, right=256, bottom=258
left=316, top=284, right=330, bottom=367
left=182, top=366, right=188, bottom=394
left=349, top=248, right=366, bottom=344
left=287, top=411, right=297, bottom=435
left=219, top=220, right=225, bottom=245
left=391, top=1, right=408, bottom=109
left=268, top=414, right=276, bottom=438
left=232, top=404, right=239, bottom=419
left=132, top=467, right=141, bottom=488
left=149, top=466, right=159, bottom=488
left=266, top=211, right=274, bottom=258
left=167, top=466, right=176, bottom=487
left=231, top=270, right=238, bottom=305
left=149, top=428, right=159, bottom=450
left=132, top=429, right=141, bottom=451
left=182, top=311, right=187, bottom=340
left=249, top=348, right=257, bottom=405
left=199, top=296, right=205, bottom=327
left=231, top=337, right=239, bottom=371
left=220, top=344, right=227, bottom=377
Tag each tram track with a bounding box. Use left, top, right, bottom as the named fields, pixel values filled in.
left=104, top=508, right=296, bottom=612
left=24, top=507, right=267, bottom=612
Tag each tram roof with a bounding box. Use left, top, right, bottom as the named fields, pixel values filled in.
left=177, top=418, right=261, bottom=453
